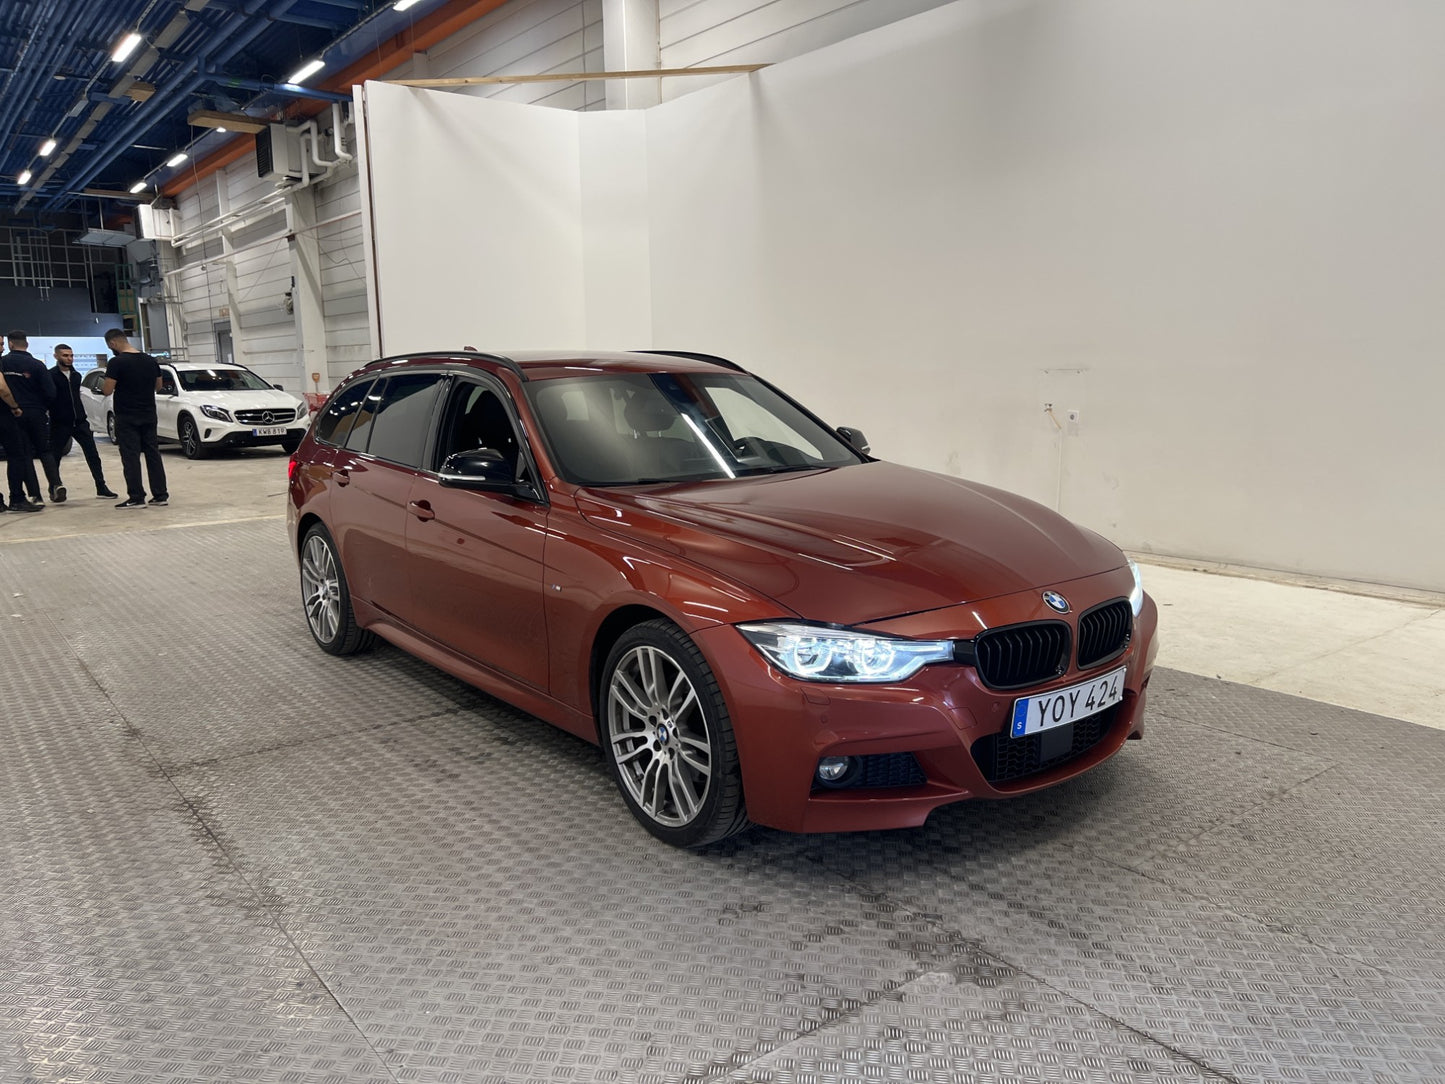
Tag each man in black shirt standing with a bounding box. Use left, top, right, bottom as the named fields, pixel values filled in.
left=101, top=328, right=169, bottom=509
left=0, top=330, right=66, bottom=505
left=49, top=343, right=118, bottom=499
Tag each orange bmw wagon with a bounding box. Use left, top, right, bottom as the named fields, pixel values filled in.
left=287, top=351, right=1158, bottom=847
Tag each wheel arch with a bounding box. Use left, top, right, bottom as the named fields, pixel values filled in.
left=589, top=604, right=674, bottom=737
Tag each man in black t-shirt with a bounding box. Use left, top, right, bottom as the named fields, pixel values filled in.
left=101, top=328, right=169, bottom=509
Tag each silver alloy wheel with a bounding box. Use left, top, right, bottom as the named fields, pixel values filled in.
left=606, top=644, right=712, bottom=827
left=300, top=533, right=342, bottom=644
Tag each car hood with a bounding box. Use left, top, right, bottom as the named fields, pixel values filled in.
left=574, top=462, right=1125, bottom=625
left=185, top=389, right=302, bottom=409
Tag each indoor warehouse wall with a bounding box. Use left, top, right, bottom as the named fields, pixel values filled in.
left=360, top=0, right=1444, bottom=591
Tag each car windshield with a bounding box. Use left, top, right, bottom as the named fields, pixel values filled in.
left=528, top=372, right=864, bottom=486
left=177, top=368, right=273, bottom=392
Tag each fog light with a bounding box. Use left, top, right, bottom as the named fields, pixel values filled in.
left=815, top=756, right=856, bottom=787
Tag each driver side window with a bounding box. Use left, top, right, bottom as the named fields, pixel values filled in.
left=435, top=383, right=521, bottom=476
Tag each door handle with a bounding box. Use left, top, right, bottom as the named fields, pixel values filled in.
left=334, top=467, right=350, bottom=487
left=408, top=499, right=435, bottom=522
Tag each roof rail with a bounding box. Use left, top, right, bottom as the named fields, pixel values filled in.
left=637, top=349, right=747, bottom=373
left=374, top=350, right=527, bottom=382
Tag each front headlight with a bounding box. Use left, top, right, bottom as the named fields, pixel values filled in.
left=737, top=621, right=954, bottom=683
left=1128, top=559, right=1145, bottom=617
left=200, top=404, right=232, bottom=422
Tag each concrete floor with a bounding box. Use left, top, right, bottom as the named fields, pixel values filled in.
left=4, top=440, right=1443, bottom=1084
left=7, top=439, right=1443, bottom=731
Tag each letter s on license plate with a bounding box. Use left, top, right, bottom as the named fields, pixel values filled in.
left=1011, top=666, right=1127, bottom=738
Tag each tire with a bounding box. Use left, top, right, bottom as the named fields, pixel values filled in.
left=105, top=412, right=116, bottom=442
left=179, top=415, right=208, bottom=459
left=282, top=434, right=303, bottom=454
left=600, top=620, right=749, bottom=848
left=299, top=524, right=375, bottom=656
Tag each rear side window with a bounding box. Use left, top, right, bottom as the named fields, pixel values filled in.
left=359, top=373, right=446, bottom=467
left=315, top=378, right=375, bottom=446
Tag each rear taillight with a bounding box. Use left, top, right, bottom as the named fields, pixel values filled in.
left=287, top=454, right=298, bottom=481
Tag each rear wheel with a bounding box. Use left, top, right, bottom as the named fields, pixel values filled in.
left=299, top=524, right=374, bottom=656
left=601, top=620, right=748, bottom=848
left=179, top=415, right=207, bottom=459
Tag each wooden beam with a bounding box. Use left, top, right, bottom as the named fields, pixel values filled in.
left=388, top=64, right=769, bottom=88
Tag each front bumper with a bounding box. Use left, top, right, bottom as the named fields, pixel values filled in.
left=196, top=422, right=308, bottom=449
left=692, top=579, right=1159, bottom=835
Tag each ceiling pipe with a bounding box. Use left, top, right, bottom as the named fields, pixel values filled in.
left=207, top=73, right=353, bottom=103
left=0, top=0, right=91, bottom=171
left=160, top=0, right=511, bottom=200
left=41, top=0, right=313, bottom=209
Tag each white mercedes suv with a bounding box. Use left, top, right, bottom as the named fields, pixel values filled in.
left=81, top=361, right=310, bottom=458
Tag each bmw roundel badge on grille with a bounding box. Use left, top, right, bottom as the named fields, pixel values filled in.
left=1042, top=591, right=1070, bottom=613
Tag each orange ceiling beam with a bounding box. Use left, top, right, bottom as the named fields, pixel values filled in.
left=162, top=0, right=511, bottom=199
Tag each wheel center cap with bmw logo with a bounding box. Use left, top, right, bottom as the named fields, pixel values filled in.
left=1042, top=591, right=1070, bottom=613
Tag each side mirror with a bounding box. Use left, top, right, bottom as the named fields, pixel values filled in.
left=439, top=448, right=529, bottom=496
left=836, top=426, right=871, bottom=455
left=272, top=383, right=284, bottom=391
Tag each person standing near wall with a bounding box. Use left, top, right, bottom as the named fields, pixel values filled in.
left=0, top=331, right=66, bottom=505
left=101, top=328, right=168, bottom=510
left=0, top=370, right=41, bottom=513
left=49, top=344, right=118, bottom=500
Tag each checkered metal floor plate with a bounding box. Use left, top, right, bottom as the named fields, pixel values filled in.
left=2, top=520, right=1442, bottom=1083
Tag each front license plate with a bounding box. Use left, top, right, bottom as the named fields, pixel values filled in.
left=1011, top=666, right=1127, bottom=738
left=253, top=426, right=286, bottom=436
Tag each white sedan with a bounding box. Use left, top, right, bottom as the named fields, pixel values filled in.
left=80, top=362, right=310, bottom=458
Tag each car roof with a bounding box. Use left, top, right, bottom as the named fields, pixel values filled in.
left=356, top=350, right=747, bottom=383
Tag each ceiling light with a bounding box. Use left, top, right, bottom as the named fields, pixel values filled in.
left=18, top=170, right=32, bottom=186
left=167, top=152, right=188, bottom=167
left=112, top=31, right=144, bottom=64
left=39, top=139, right=57, bottom=157
left=187, top=109, right=268, bottom=133
left=286, top=58, right=325, bottom=85
left=394, top=0, right=421, bottom=10
left=129, top=181, right=147, bottom=194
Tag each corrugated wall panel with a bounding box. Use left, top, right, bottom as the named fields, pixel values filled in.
left=314, top=165, right=372, bottom=385
left=403, top=0, right=604, bottom=109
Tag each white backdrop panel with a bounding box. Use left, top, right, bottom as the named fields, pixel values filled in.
left=362, top=81, right=587, bottom=354
left=358, top=1, right=1444, bottom=591
left=643, top=0, right=1445, bottom=591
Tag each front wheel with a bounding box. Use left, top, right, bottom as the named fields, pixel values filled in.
left=281, top=434, right=303, bottom=454
left=601, top=620, right=749, bottom=848
left=179, top=415, right=207, bottom=459
left=105, top=412, right=116, bottom=442
left=299, top=524, right=375, bottom=656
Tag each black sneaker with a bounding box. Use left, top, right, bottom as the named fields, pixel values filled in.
left=148, top=496, right=168, bottom=506
left=96, top=488, right=119, bottom=499
left=9, top=501, right=42, bottom=513
left=49, top=485, right=67, bottom=504
left=115, top=498, right=147, bottom=510
left=27, top=496, right=43, bottom=507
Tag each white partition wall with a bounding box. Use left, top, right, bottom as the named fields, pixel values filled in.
left=358, top=0, right=1445, bottom=592
left=362, top=83, right=591, bottom=353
